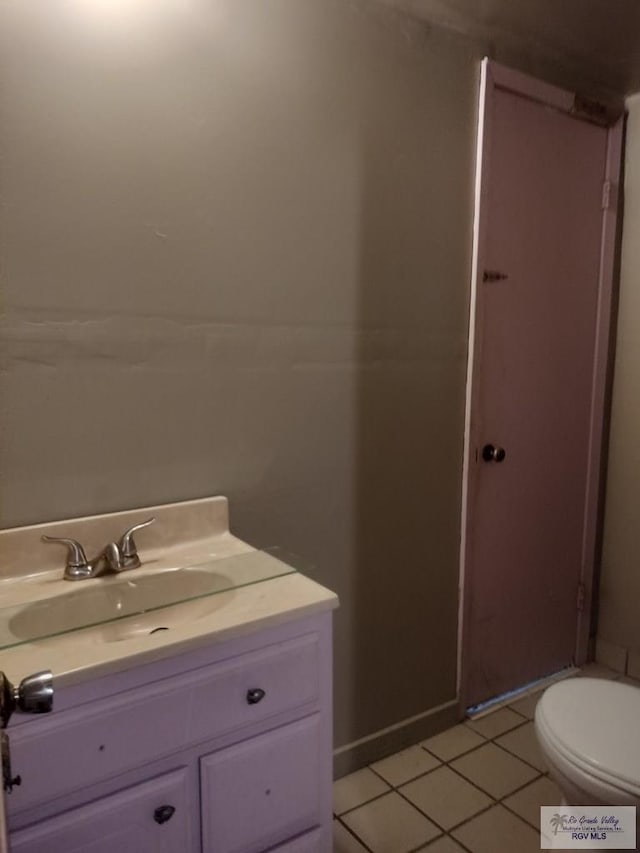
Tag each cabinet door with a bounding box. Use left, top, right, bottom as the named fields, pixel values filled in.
left=11, top=768, right=192, bottom=853
left=201, top=715, right=321, bottom=853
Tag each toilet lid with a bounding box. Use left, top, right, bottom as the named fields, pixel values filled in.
left=537, top=677, right=640, bottom=794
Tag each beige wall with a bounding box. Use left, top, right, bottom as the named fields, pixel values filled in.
left=0, top=0, right=614, bottom=756
left=598, top=96, right=640, bottom=659
left=0, top=0, right=478, bottom=752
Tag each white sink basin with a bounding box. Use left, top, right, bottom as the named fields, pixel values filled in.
left=98, top=594, right=234, bottom=643
left=0, top=497, right=334, bottom=690
left=9, top=568, right=234, bottom=644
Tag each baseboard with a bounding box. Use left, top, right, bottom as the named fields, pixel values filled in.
left=595, top=636, right=640, bottom=677
left=333, top=698, right=460, bottom=779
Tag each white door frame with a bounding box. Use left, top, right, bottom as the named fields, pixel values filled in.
left=457, top=58, right=624, bottom=706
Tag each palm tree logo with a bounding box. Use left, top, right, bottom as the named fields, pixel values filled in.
left=550, top=813, right=568, bottom=835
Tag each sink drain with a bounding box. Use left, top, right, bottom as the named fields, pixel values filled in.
left=149, top=627, right=170, bottom=635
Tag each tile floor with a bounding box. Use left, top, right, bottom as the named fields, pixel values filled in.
left=333, top=663, right=633, bottom=853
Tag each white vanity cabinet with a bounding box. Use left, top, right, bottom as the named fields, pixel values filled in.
left=5, top=612, right=333, bottom=853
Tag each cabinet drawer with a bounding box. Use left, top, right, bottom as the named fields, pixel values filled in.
left=187, top=632, right=320, bottom=743
left=200, top=714, right=321, bottom=853
left=11, top=768, right=192, bottom=853
left=9, top=632, right=320, bottom=813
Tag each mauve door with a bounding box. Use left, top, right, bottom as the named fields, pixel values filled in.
left=464, top=85, right=608, bottom=706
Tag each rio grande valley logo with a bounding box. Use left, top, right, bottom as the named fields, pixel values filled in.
left=541, top=806, right=636, bottom=849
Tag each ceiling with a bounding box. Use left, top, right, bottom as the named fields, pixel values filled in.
left=383, top=0, right=640, bottom=98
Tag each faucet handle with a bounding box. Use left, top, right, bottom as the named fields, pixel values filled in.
left=42, top=536, right=89, bottom=569
left=118, top=517, right=155, bottom=565
left=42, top=536, right=93, bottom=580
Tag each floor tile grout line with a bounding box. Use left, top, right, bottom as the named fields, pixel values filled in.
left=342, top=760, right=509, bottom=846
left=432, top=765, right=548, bottom=834
left=501, top=795, right=545, bottom=833
left=494, top=771, right=557, bottom=832
left=393, top=778, right=529, bottom=844
left=405, top=832, right=448, bottom=853
left=507, top=704, right=530, bottom=720
left=339, top=788, right=449, bottom=853
left=490, top=735, right=548, bottom=775
left=467, top=716, right=549, bottom=776
left=367, top=757, right=444, bottom=791
left=447, top=737, right=538, bottom=775
left=444, top=800, right=503, bottom=839
left=336, top=727, right=545, bottom=827
left=498, top=799, right=550, bottom=838
left=423, top=714, right=533, bottom=759
left=420, top=737, right=492, bottom=765
left=393, top=761, right=503, bottom=835
left=420, top=743, right=480, bottom=763
left=335, top=739, right=500, bottom=820
left=334, top=787, right=392, bottom=819
left=491, top=717, right=534, bottom=739
left=393, top=784, right=456, bottom=836
left=367, top=762, right=403, bottom=787
left=465, top=718, right=529, bottom=740
left=444, top=781, right=554, bottom=843
left=443, top=754, right=543, bottom=804
left=444, top=833, right=476, bottom=853
left=449, top=800, right=545, bottom=848
left=373, top=748, right=497, bottom=801
left=495, top=771, right=546, bottom=804
left=342, top=769, right=459, bottom=846
left=421, top=724, right=489, bottom=747
left=334, top=762, right=532, bottom=826
left=335, top=814, right=376, bottom=853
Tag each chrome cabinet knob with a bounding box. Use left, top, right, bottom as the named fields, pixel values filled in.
left=153, top=805, right=175, bottom=825
left=482, top=444, right=506, bottom=463
left=246, top=688, right=266, bottom=705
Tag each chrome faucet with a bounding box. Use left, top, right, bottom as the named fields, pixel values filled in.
left=42, top=518, right=156, bottom=581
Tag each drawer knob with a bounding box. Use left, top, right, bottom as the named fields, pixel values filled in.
left=246, top=688, right=266, bottom=705
left=153, top=805, right=176, bottom=825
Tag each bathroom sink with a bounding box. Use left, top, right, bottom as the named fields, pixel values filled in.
left=9, top=568, right=233, bottom=644
left=98, top=594, right=234, bottom=643
left=0, top=545, right=298, bottom=652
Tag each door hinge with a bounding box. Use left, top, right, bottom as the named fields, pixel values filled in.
left=602, top=180, right=618, bottom=211
left=571, top=94, right=613, bottom=127
left=576, top=582, right=586, bottom=612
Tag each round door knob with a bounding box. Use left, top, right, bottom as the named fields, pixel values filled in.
left=482, top=444, right=506, bottom=463
left=15, top=671, right=54, bottom=714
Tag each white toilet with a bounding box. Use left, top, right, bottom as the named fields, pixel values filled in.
left=535, top=677, right=640, bottom=807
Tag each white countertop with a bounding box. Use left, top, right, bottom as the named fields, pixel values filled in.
left=0, top=496, right=338, bottom=687
left=1, top=571, right=338, bottom=688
